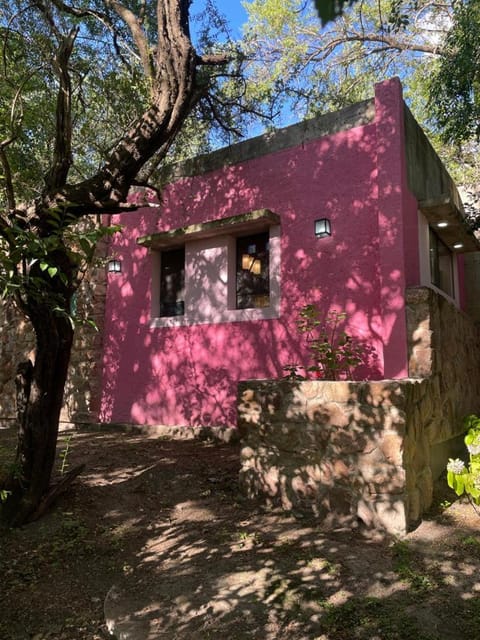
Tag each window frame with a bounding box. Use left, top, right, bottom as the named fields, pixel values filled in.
left=149, top=222, right=281, bottom=328
left=418, top=210, right=459, bottom=304
left=159, top=245, right=185, bottom=318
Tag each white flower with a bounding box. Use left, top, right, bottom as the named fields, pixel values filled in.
left=467, top=443, right=480, bottom=455
left=447, top=458, right=466, bottom=474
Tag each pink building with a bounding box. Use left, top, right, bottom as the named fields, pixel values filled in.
left=98, top=78, right=478, bottom=430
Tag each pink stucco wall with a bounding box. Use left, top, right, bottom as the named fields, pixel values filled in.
left=99, top=79, right=420, bottom=428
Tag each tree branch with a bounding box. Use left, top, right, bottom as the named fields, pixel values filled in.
left=44, top=27, right=78, bottom=195
left=0, top=148, right=16, bottom=211
left=196, top=53, right=231, bottom=66
left=105, top=0, right=155, bottom=81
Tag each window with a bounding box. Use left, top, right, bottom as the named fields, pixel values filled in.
left=139, top=210, right=281, bottom=327
left=236, top=232, right=270, bottom=309
left=159, top=247, right=185, bottom=317
left=429, top=228, right=454, bottom=298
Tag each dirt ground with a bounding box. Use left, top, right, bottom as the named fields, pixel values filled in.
left=1, top=426, right=479, bottom=640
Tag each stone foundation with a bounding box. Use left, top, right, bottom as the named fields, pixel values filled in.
left=238, top=287, right=480, bottom=536
left=239, top=380, right=424, bottom=535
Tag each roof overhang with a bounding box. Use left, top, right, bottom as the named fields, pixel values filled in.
left=419, top=194, right=480, bottom=253
left=137, top=209, right=280, bottom=250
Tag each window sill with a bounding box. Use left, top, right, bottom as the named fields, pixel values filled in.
left=150, top=305, right=280, bottom=328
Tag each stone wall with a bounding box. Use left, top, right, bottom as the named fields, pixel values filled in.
left=238, top=379, right=422, bottom=535
left=406, top=286, right=480, bottom=444
left=0, top=303, right=34, bottom=426
left=238, top=286, right=480, bottom=535
left=0, top=236, right=107, bottom=427
left=60, top=259, right=107, bottom=424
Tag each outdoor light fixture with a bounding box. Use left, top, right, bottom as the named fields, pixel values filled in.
left=437, top=222, right=448, bottom=228
left=107, top=259, right=122, bottom=273
left=453, top=243, right=464, bottom=250
left=314, top=218, right=332, bottom=238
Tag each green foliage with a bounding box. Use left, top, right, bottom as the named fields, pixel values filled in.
left=243, top=1, right=451, bottom=118
left=391, top=540, right=435, bottom=592
left=429, top=0, right=480, bottom=144
left=0, top=1, right=253, bottom=209
left=0, top=214, right=121, bottom=321
left=58, top=434, right=73, bottom=476
left=284, top=305, right=377, bottom=380
left=244, top=1, right=480, bottom=192
left=313, top=0, right=357, bottom=25
left=446, top=414, right=480, bottom=509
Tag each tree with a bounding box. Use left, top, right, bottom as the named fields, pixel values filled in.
left=429, top=0, right=480, bottom=144
left=0, top=0, right=247, bottom=527
left=242, top=0, right=454, bottom=120
left=311, top=0, right=480, bottom=149
left=242, top=0, right=480, bottom=196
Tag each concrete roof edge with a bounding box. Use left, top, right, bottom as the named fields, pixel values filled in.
left=160, top=98, right=375, bottom=184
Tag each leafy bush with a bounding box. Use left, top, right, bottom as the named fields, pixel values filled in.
left=447, top=414, right=480, bottom=509
left=284, top=305, right=377, bottom=381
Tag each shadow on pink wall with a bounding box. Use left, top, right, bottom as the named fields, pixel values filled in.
left=99, top=81, right=412, bottom=427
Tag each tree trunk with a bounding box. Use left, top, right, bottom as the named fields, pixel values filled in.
left=0, top=0, right=229, bottom=527
left=1, top=294, right=74, bottom=527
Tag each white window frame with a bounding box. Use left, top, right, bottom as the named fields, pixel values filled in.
left=149, top=224, right=281, bottom=327
left=418, top=210, right=460, bottom=305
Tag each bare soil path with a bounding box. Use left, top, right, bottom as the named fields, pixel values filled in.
left=1, top=427, right=479, bottom=640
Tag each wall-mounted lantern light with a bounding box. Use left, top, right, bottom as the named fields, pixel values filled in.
left=314, top=218, right=332, bottom=238
left=107, top=259, right=122, bottom=273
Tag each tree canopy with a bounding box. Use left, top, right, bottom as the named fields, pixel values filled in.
left=0, top=0, right=254, bottom=526
left=241, top=0, right=480, bottom=193
left=429, top=0, right=480, bottom=144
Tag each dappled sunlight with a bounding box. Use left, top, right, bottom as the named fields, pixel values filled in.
left=81, top=462, right=162, bottom=487
left=18, top=428, right=475, bottom=640
left=98, top=79, right=419, bottom=428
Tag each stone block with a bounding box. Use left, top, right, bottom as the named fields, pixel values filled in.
left=358, top=450, right=405, bottom=494
left=358, top=381, right=405, bottom=408
left=305, top=401, right=351, bottom=427
left=368, top=495, right=407, bottom=536
left=409, top=346, right=433, bottom=377
left=379, top=433, right=404, bottom=465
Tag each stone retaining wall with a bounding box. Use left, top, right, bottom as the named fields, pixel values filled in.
left=0, top=233, right=107, bottom=427
left=238, top=287, right=480, bottom=535
left=406, top=286, right=480, bottom=433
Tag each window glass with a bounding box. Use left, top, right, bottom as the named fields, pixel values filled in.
left=236, top=232, right=270, bottom=309
left=429, top=228, right=454, bottom=297
left=160, top=247, right=185, bottom=316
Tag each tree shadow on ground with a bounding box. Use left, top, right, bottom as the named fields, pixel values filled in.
left=1, top=428, right=479, bottom=640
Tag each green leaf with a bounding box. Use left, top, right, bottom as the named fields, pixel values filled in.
left=79, top=237, right=92, bottom=255
left=313, top=0, right=357, bottom=26
left=47, top=266, right=58, bottom=278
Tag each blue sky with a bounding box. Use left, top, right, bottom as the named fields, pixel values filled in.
left=219, top=1, right=249, bottom=37
left=192, top=1, right=249, bottom=39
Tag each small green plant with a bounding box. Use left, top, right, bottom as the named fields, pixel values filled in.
left=438, top=499, right=452, bottom=512
left=391, top=540, right=434, bottom=593
left=58, top=434, right=73, bottom=475
left=446, top=414, right=480, bottom=513
left=284, top=305, right=377, bottom=380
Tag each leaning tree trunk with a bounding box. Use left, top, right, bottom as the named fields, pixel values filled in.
left=0, top=0, right=229, bottom=527
left=1, top=289, right=75, bottom=526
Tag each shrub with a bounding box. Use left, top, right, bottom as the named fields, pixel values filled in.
left=283, top=305, right=377, bottom=381
left=446, top=414, right=480, bottom=510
